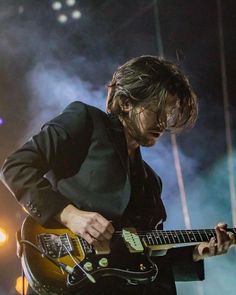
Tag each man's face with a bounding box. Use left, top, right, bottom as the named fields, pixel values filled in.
left=127, top=94, right=179, bottom=147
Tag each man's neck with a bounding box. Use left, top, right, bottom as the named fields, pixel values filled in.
left=123, top=125, right=139, bottom=157
left=118, top=116, right=139, bottom=156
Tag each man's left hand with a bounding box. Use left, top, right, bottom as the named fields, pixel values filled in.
left=193, top=222, right=235, bottom=262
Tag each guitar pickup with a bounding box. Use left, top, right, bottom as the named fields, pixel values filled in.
left=122, top=228, right=144, bottom=253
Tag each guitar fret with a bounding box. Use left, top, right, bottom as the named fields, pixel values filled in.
left=152, top=233, right=161, bottom=245
left=187, top=231, right=194, bottom=242
left=199, top=230, right=207, bottom=241
left=188, top=231, right=194, bottom=242
left=159, top=232, right=166, bottom=244
left=174, top=230, right=181, bottom=243
left=203, top=230, right=208, bottom=241
left=163, top=233, right=171, bottom=244
left=204, top=230, right=212, bottom=242
left=153, top=233, right=159, bottom=245
left=192, top=231, right=198, bottom=242
left=192, top=232, right=198, bottom=242
left=194, top=231, right=199, bottom=242
left=194, top=230, right=202, bottom=242
left=147, top=234, right=154, bottom=245
left=187, top=231, right=197, bottom=242
left=168, top=232, right=175, bottom=244
left=179, top=230, right=185, bottom=243
left=185, top=230, right=191, bottom=242
left=150, top=234, right=156, bottom=245
left=143, top=228, right=236, bottom=247
left=197, top=230, right=204, bottom=242
left=181, top=230, right=187, bottom=243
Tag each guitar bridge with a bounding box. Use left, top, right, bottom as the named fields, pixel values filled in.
left=38, top=233, right=74, bottom=258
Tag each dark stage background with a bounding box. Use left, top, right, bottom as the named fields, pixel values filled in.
left=0, top=0, right=235, bottom=294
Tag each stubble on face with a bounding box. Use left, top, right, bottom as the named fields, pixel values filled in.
left=125, top=107, right=162, bottom=147
left=125, top=94, right=180, bottom=148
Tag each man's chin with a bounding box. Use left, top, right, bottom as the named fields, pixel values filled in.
left=139, top=138, right=157, bottom=147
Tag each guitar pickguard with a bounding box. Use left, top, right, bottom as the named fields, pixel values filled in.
left=38, top=233, right=74, bottom=258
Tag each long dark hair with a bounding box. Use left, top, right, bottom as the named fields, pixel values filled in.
left=106, top=55, right=198, bottom=134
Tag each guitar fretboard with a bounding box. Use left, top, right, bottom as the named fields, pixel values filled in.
left=141, top=228, right=236, bottom=246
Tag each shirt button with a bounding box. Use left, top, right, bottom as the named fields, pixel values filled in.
left=32, top=207, right=37, bottom=214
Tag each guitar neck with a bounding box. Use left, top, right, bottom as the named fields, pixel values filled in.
left=139, top=228, right=236, bottom=248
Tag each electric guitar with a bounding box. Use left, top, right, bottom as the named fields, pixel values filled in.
left=18, top=216, right=236, bottom=295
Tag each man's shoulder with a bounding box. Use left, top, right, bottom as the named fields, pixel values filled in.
left=63, top=100, right=105, bottom=117
left=45, top=100, right=106, bottom=126
left=42, top=100, right=106, bottom=140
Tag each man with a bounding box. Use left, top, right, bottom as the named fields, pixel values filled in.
left=1, top=55, right=235, bottom=295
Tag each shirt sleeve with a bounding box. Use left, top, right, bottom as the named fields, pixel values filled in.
left=166, top=246, right=205, bottom=281
left=0, top=101, right=92, bottom=225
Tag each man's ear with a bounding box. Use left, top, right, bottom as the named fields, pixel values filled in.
left=119, top=96, right=133, bottom=113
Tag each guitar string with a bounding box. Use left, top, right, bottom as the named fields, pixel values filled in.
left=105, top=229, right=236, bottom=242
left=112, top=229, right=235, bottom=236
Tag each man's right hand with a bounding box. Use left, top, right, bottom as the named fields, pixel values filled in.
left=58, top=204, right=115, bottom=244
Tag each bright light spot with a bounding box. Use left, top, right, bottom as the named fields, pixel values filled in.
left=0, top=227, right=8, bottom=245
left=57, top=14, right=68, bottom=23
left=66, top=0, right=76, bottom=6
left=71, top=10, right=81, bottom=19
left=15, top=276, right=29, bottom=294
left=0, top=117, right=3, bottom=125
left=52, top=1, right=62, bottom=10
left=18, top=5, right=24, bottom=14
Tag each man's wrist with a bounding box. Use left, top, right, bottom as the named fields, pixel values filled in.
left=56, top=204, right=74, bottom=225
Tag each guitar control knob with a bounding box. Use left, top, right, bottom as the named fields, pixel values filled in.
left=140, top=263, right=146, bottom=271
left=83, top=262, right=93, bottom=272
left=98, top=258, right=108, bottom=267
